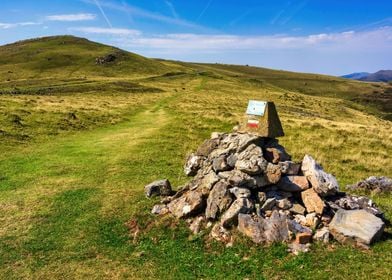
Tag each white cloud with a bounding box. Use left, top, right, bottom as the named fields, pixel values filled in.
left=110, top=27, right=392, bottom=53
left=0, top=21, right=41, bottom=29
left=45, top=13, right=96, bottom=21
left=70, top=27, right=141, bottom=36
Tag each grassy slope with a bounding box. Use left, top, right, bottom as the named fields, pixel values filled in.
left=0, top=36, right=391, bottom=279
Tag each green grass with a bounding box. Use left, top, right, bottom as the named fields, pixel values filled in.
left=0, top=36, right=391, bottom=279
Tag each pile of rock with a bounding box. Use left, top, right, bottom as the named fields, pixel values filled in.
left=145, top=132, right=385, bottom=253
left=347, top=176, right=392, bottom=194
left=95, top=53, right=117, bottom=65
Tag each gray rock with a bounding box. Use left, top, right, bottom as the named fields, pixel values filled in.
left=212, top=155, right=231, bottom=172
left=237, top=214, right=265, bottom=243
left=327, top=194, right=383, bottom=217
left=205, top=181, right=233, bottom=220
left=168, top=190, right=205, bottom=218
left=301, top=155, right=339, bottom=197
left=329, top=209, right=385, bottom=246
left=277, top=176, right=309, bottom=192
left=263, top=210, right=290, bottom=243
left=144, top=179, right=172, bottom=198
left=258, top=192, right=267, bottom=205
left=347, top=176, right=392, bottom=193
left=230, top=187, right=251, bottom=198
left=313, top=227, right=330, bottom=243
left=190, top=171, right=219, bottom=196
left=288, top=242, right=311, bottom=255
left=264, top=163, right=282, bottom=184
left=184, top=153, right=204, bottom=176
left=220, top=198, right=253, bottom=228
left=288, top=219, right=312, bottom=234
left=235, top=144, right=267, bottom=175
left=261, top=198, right=276, bottom=211
left=226, top=154, right=238, bottom=168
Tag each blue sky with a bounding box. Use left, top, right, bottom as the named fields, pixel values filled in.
left=1, top=0, right=391, bottom=75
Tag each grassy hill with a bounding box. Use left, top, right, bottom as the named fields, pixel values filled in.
left=0, top=36, right=391, bottom=279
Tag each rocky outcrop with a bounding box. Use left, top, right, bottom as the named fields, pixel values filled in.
left=146, top=132, right=386, bottom=252
left=347, top=176, right=392, bottom=193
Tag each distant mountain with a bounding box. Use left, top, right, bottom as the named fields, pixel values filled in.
left=341, top=72, right=370, bottom=80
left=342, top=70, right=392, bottom=82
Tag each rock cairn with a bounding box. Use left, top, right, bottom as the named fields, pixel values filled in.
left=145, top=132, right=385, bottom=253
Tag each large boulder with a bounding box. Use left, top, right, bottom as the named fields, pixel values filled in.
left=144, top=179, right=172, bottom=198
left=301, top=155, right=339, bottom=196
left=329, top=209, right=385, bottom=246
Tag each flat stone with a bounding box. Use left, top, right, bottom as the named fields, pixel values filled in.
left=220, top=198, right=253, bottom=228
left=205, top=181, right=233, bottom=220
left=168, top=190, right=205, bottom=218
left=277, top=176, right=309, bottom=192
left=144, top=179, right=172, bottom=198
left=290, top=203, right=306, bottom=215
left=329, top=209, right=385, bottom=246
left=301, top=188, right=325, bottom=214
left=279, top=161, right=301, bottom=175
left=301, top=155, right=339, bottom=197
left=237, top=214, right=265, bottom=243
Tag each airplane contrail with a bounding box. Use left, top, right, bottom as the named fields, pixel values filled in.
left=93, top=0, right=113, bottom=28
left=197, top=0, right=213, bottom=22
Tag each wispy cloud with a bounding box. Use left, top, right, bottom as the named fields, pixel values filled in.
left=107, top=27, right=392, bottom=54
left=93, top=0, right=112, bottom=28
left=70, top=26, right=141, bottom=36
left=165, top=1, right=179, bottom=19
left=0, top=21, right=41, bottom=29
left=45, top=13, right=96, bottom=21
left=81, top=0, right=209, bottom=31
left=271, top=0, right=308, bottom=26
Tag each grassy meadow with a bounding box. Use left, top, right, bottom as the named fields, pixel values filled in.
left=0, top=36, right=391, bottom=279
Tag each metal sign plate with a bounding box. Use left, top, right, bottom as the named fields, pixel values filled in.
left=246, top=100, right=267, bottom=116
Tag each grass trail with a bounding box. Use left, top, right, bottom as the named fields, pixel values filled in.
left=0, top=105, right=174, bottom=278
